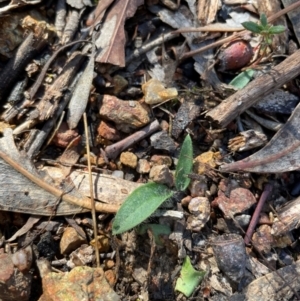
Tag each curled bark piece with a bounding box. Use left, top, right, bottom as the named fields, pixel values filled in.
left=220, top=101, right=300, bottom=173
left=206, top=48, right=300, bottom=127
left=55, top=0, right=67, bottom=39
left=62, top=9, right=80, bottom=45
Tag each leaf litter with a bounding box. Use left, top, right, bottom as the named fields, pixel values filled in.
left=1, top=0, right=300, bottom=300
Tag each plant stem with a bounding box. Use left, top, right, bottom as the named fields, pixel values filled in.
left=244, top=184, right=273, bottom=245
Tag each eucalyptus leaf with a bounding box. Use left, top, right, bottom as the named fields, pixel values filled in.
left=242, top=21, right=263, bottom=33
left=175, top=256, right=206, bottom=297
left=67, top=45, right=95, bottom=129
left=175, top=134, right=193, bottom=191
left=269, top=25, right=286, bottom=34
left=229, top=69, right=255, bottom=89
left=112, top=183, right=174, bottom=235
left=260, top=13, right=268, bottom=28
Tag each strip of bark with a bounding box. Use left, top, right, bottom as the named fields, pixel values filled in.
left=206, top=48, right=300, bottom=127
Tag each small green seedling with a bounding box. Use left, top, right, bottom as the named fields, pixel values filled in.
left=175, top=256, right=206, bottom=297
left=112, top=134, right=193, bottom=235
left=229, top=69, right=255, bottom=89
left=242, top=13, right=286, bottom=47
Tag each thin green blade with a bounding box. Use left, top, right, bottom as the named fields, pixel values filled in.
left=175, top=134, right=193, bottom=191
left=175, top=256, right=206, bottom=297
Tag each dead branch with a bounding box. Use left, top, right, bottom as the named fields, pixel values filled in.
left=206, top=48, right=300, bottom=127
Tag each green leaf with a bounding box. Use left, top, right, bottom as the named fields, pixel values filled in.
left=260, top=13, right=268, bottom=28
left=175, top=134, right=193, bottom=191
left=268, top=25, right=286, bottom=34
left=136, top=223, right=171, bottom=245
left=175, top=256, right=206, bottom=297
left=242, top=21, right=263, bottom=33
left=112, top=183, right=174, bottom=235
left=229, top=69, right=255, bottom=89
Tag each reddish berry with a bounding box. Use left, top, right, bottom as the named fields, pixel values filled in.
left=218, top=40, right=253, bottom=71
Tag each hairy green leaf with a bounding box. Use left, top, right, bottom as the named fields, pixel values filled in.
left=175, top=256, right=206, bottom=297
left=260, top=13, right=268, bottom=28
left=242, top=21, right=263, bottom=33
left=112, top=183, right=174, bottom=235
left=229, top=69, right=255, bottom=89
left=175, top=134, right=193, bottom=191
left=269, top=25, right=286, bottom=34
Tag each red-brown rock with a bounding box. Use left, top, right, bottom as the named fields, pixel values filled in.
left=99, top=95, right=151, bottom=132
left=97, top=120, right=120, bottom=141
left=212, top=187, right=256, bottom=217
left=0, top=253, right=32, bottom=301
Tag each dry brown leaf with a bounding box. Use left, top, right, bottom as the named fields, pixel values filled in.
left=95, top=0, right=144, bottom=67
left=90, top=0, right=115, bottom=27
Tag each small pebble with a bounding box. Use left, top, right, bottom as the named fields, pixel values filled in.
left=187, top=197, right=210, bottom=232
left=52, top=122, right=80, bottom=148
left=234, top=214, right=251, bottom=227
left=193, top=151, right=217, bottom=174
left=103, top=259, right=115, bottom=270
left=11, top=246, right=32, bottom=273
left=150, top=131, right=176, bottom=153
left=189, top=179, right=207, bottom=197
left=136, top=159, right=151, bottom=174
left=181, top=195, right=192, bottom=207
left=112, top=75, right=128, bottom=95
left=142, top=78, right=178, bottom=105
left=150, top=154, right=172, bottom=167
left=160, top=120, right=169, bottom=132
left=252, top=225, right=273, bottom=253
left=97, top=120, right=120, bottom=141
left=149, top=164, right=174, bottom=187
left=60, top=227, right=87, bottom=255
left=120, top=152, right=138, bottom=169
